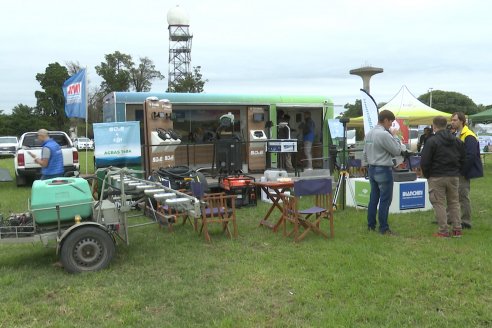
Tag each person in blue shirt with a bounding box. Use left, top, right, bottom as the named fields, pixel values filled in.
left=28, top=129, right=64, bottom=180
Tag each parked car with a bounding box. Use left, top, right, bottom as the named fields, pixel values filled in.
left=0, top=136, right=18, bottom=157
left=14, top=131, right=79, bottom=186
left=73, top=137, right=94, bottom=150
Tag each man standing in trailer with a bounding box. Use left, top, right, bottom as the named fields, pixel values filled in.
left=299, top=111, right=315, bottom=170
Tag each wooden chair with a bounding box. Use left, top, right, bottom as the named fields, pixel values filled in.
left=191, top=181, right=237, bottom=242
left=283, top=178, right=334, bottom=242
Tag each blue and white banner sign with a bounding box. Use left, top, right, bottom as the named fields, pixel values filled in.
left=399, top=182, right=426, bottom=210
left=62, top=69, right=86, bottom=119
left=93, top=121, right=141, bottom=167
left=328, top=119, right=344, bottom=139
left=360, top=89, right=379, bottom=135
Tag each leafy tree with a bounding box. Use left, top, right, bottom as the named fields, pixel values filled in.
left=34, top=62, right=70, bottom=130
left=477, top=104, right=492, bottom=113
left=66, top=61, right=82, bottom=76
left=95, top=52, right=164, bottom=95
left=418, top=90, right=479, bottom=115
left=0, top=111, right=12, bottom=136
left=86, top=85, right=106, bottom=133
left=167, top=66, right=208, bottom=93
left=0, top=104, right=52, bottom=136
left=95, top=51, right=133, bottom=94
left=341, top=99, right=362, bottom=118
left=130, top=57, right=165, bottom=92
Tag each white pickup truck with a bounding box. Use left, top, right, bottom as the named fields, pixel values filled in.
left=14, top=131, right=79, bottom=186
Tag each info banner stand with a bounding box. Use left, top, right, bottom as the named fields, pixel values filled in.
left=345, top=177, right=433, bottom=213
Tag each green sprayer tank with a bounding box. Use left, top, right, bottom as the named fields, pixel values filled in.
left=30, top=178, right=93, bottom=225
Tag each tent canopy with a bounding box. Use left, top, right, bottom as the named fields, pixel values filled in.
left=348, top=85, right=452, bottom=128
left=470, top=108, right=492, bottom=124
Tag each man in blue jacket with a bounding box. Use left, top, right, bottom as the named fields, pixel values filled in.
left=450, top=112, right=483, bottom=229
left=29, top=129, right=64, bottom=180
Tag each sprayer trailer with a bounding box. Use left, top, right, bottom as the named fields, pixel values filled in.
left=0, top=167, right=200, bottom=273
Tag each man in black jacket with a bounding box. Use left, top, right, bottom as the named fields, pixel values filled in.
left=421, top=116, right=465, bottom=238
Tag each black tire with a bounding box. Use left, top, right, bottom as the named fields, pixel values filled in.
left=15, top=174, right=26, bottom=187
left=60, top=226, right=115, bottom=273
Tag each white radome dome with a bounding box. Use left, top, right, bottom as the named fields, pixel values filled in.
left=167, top=5, right=190, bottom=26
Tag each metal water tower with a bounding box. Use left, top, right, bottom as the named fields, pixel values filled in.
left=167, top=5, right=193, bottom=89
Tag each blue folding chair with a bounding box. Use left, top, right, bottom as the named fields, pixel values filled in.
left=283, top=178, right=334, bottom=242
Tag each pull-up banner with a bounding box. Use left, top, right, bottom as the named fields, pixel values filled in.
left=360, top=89, right=379, bottom=135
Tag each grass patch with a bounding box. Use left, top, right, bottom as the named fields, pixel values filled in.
left=0, top=155, right=491, bottom=327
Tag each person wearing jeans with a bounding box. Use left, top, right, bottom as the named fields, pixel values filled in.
left=363, top=110, right=402, bottom=234
left=367, top=165, right=394, bottom=233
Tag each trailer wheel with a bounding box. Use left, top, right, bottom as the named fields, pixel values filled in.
left=60, top=227, right=115, bottom=273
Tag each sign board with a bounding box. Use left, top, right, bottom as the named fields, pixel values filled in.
left=355, top=180, right=371, bottom=207
left=399, top=182, right=426, bottom=210
left=93, top=121, right=141, bottom=167
left=266, top=139, right=298, bottom=153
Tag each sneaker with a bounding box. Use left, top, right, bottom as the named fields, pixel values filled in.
left=433, top=232, right=450, bottom=238
left=461, top=222, right=472, bottom=229
left=368, top=227, right=376, bottom=232
left=452, top=230, right=462, bottom=238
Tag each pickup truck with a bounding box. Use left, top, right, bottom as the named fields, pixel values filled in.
left=14, top=131, right=79, bottom=186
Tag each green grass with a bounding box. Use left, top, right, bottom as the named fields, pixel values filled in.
left=0, top=154, right=491, bottom=327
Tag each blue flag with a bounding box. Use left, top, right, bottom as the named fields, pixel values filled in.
left=62, top=69, right=86, bottom=119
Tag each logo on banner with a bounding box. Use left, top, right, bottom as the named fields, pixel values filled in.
left=66, top=82, right=82, bottom=104
left=355, top=180, right=371, bottom=207
left=400, top=182, right=425, bottom=209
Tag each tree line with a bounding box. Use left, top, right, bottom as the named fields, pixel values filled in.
left=0, top=51, right=207, bottom=137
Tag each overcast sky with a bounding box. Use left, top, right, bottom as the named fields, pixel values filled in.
left=1, top=0, right=490, bottom=114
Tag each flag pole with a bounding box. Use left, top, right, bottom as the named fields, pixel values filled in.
left=85, top=67, right=88, bottom=175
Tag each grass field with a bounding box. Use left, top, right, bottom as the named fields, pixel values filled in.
left=0, top=153, right=491, bottom=327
